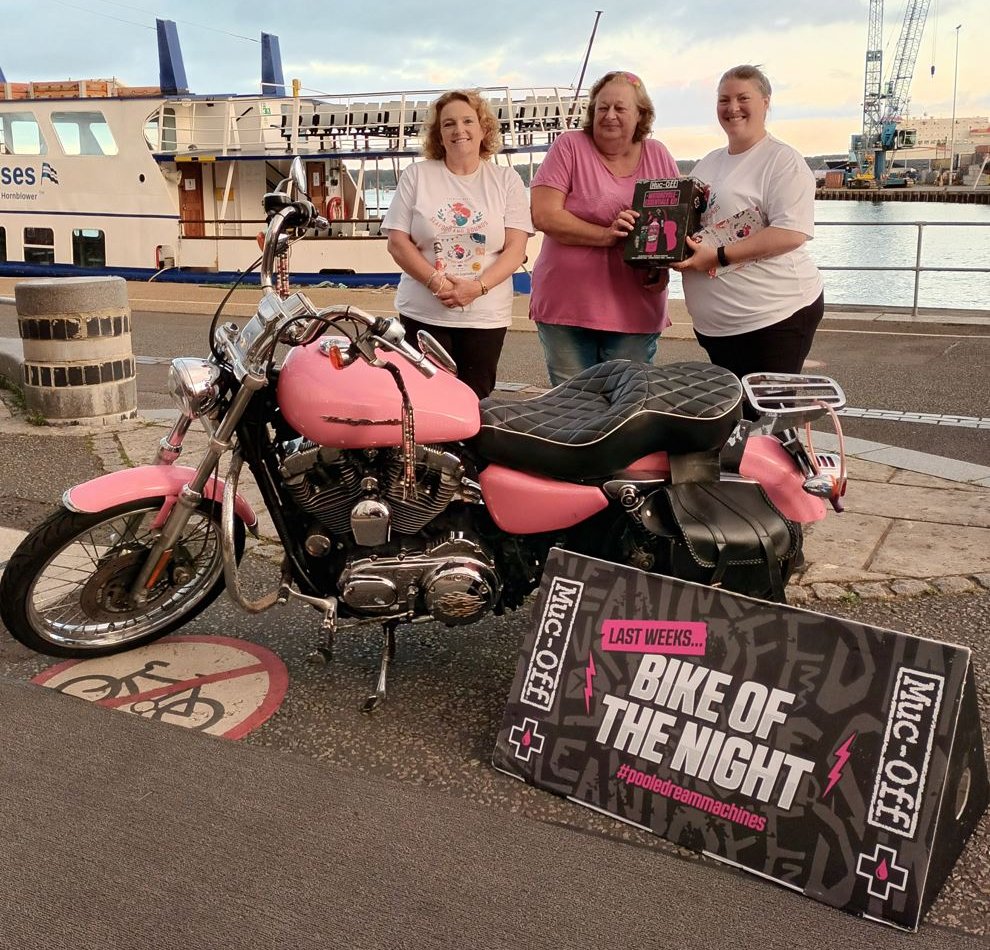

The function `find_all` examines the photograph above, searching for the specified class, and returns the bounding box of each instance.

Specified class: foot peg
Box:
[279,586,339,665]
[363,622,398,713]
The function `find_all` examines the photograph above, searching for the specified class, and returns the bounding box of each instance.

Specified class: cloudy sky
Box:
[2,0,986,158]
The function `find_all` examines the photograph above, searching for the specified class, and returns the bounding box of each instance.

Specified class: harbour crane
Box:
[850,0,931,186]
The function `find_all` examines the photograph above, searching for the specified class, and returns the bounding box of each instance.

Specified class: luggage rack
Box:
[742,373,846,428]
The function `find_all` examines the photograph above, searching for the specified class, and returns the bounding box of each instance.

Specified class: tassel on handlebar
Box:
[381,362,418,501]
[276,250,290,299]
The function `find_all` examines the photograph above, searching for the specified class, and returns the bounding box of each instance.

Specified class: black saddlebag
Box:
[640,480,802,603]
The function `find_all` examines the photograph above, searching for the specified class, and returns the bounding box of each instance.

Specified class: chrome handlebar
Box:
[225,159,438,382]
[313,306,438,378]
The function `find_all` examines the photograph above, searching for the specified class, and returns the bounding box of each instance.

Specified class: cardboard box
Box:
[623,177,707,267]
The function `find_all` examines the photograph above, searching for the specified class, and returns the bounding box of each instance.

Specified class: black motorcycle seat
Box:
[476,360,743,481]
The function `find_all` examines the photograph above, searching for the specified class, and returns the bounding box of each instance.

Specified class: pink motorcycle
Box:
[0,162,847,709]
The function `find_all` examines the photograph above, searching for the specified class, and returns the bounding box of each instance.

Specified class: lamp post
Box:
[947,24,962,187]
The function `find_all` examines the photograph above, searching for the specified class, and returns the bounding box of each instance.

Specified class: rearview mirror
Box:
[416,330,458,375]
[289,157,306,199]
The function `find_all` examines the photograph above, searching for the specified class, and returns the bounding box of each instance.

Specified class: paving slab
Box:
[870,521,990,578]
[841,480,990,529]
[856,447,990,484]
[798,513,894,585]
[841,456,898,484]
[891,469,990,492]
[0,527,25,566]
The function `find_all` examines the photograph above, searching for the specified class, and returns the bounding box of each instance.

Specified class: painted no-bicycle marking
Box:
[33,635,288,739]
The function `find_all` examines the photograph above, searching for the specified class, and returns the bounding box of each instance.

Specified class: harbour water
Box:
[365,189,990,312]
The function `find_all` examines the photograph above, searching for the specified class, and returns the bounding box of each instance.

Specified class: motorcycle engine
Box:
[280,439,462,537]
[279,439,499,624]
[338,537,501,625]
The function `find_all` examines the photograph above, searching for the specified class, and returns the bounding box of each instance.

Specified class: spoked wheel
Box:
[0,497,244,658]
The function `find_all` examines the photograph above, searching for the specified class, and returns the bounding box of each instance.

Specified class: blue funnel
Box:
[261,33,285,96]
[157,18,189,95]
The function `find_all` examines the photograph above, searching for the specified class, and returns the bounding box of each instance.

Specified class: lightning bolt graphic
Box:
[583,656,597,714]
[824,732,856,798]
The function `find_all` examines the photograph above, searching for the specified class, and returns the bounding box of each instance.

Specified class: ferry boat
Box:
[0,20,585,291]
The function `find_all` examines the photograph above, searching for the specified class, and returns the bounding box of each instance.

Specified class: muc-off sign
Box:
[493,549,988,931]
[520,577,583,711]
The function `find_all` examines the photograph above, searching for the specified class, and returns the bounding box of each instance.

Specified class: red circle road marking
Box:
[33,635,289,739]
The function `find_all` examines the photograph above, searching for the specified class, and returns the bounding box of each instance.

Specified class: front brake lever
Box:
[375,334,438,378]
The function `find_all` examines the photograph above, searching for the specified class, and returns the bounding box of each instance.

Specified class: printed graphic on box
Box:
[692,206,766,274]
[493,548,988,931]
[624,177,707,267]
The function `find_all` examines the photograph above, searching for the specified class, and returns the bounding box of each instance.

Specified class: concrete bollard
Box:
[15,276,137,425]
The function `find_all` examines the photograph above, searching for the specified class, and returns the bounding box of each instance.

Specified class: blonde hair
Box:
[422,90,502,161]
[719,64,772,99]
[582,70,655,143]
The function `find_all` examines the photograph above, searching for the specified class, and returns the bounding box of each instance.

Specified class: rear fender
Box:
[63,465,260,533]
[740,435,826,523]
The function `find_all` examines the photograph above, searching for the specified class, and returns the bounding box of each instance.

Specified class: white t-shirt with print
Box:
[682,134,823,336]
[383,159,533,329]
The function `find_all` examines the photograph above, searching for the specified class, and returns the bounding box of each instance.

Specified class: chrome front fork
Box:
[127,376,264,603]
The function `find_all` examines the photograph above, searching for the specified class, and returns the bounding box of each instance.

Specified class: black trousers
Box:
[694,291,825,380]
[399,316,507,399]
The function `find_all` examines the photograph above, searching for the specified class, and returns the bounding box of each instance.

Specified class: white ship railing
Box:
[146,87,589,159]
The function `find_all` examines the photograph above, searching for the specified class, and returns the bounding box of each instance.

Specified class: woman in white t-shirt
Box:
[673,65,824,381]
[383,90,533,397]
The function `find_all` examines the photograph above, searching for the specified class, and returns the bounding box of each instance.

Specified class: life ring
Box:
[326,196,347,220]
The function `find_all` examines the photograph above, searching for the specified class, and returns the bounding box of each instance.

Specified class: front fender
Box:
[63,465,259,532]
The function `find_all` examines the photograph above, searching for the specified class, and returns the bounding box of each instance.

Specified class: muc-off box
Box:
[624,177,707,267]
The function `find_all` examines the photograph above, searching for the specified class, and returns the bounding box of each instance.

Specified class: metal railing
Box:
[814,220,989,316]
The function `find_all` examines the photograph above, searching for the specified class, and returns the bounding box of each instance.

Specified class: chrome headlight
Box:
[168,358,222,419]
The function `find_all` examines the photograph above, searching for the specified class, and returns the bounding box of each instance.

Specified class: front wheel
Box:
[0,498,244,658]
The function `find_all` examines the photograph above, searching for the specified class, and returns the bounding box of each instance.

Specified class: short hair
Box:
[581,70,655,143]
[422,90,502,161]
[718,64,772,99]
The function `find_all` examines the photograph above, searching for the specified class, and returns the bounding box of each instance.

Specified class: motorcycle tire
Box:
[0,497,244,658]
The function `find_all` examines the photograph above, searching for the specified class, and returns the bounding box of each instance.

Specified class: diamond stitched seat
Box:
[476,361,742,480]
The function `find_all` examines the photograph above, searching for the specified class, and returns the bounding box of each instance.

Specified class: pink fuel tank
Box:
[277,337,480,449]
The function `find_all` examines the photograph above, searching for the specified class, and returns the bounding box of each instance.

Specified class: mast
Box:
[570,10,602,126]
[575,10,602,99]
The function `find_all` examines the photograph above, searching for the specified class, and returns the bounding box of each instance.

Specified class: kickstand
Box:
[363,620,398,713]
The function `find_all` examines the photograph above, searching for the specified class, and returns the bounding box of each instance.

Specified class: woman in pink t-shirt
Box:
[529,70,679,385]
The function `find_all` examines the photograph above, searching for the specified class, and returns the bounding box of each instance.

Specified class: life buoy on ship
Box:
[326,196,347,220]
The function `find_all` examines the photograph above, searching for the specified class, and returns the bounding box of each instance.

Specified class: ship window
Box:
[144,107,177,152]
[23,227,54,265]
[51,111,118,156]
[72,229,106,268]
[0,112,48,155]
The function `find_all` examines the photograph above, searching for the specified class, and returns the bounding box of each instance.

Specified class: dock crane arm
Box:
[853,0,931,185]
